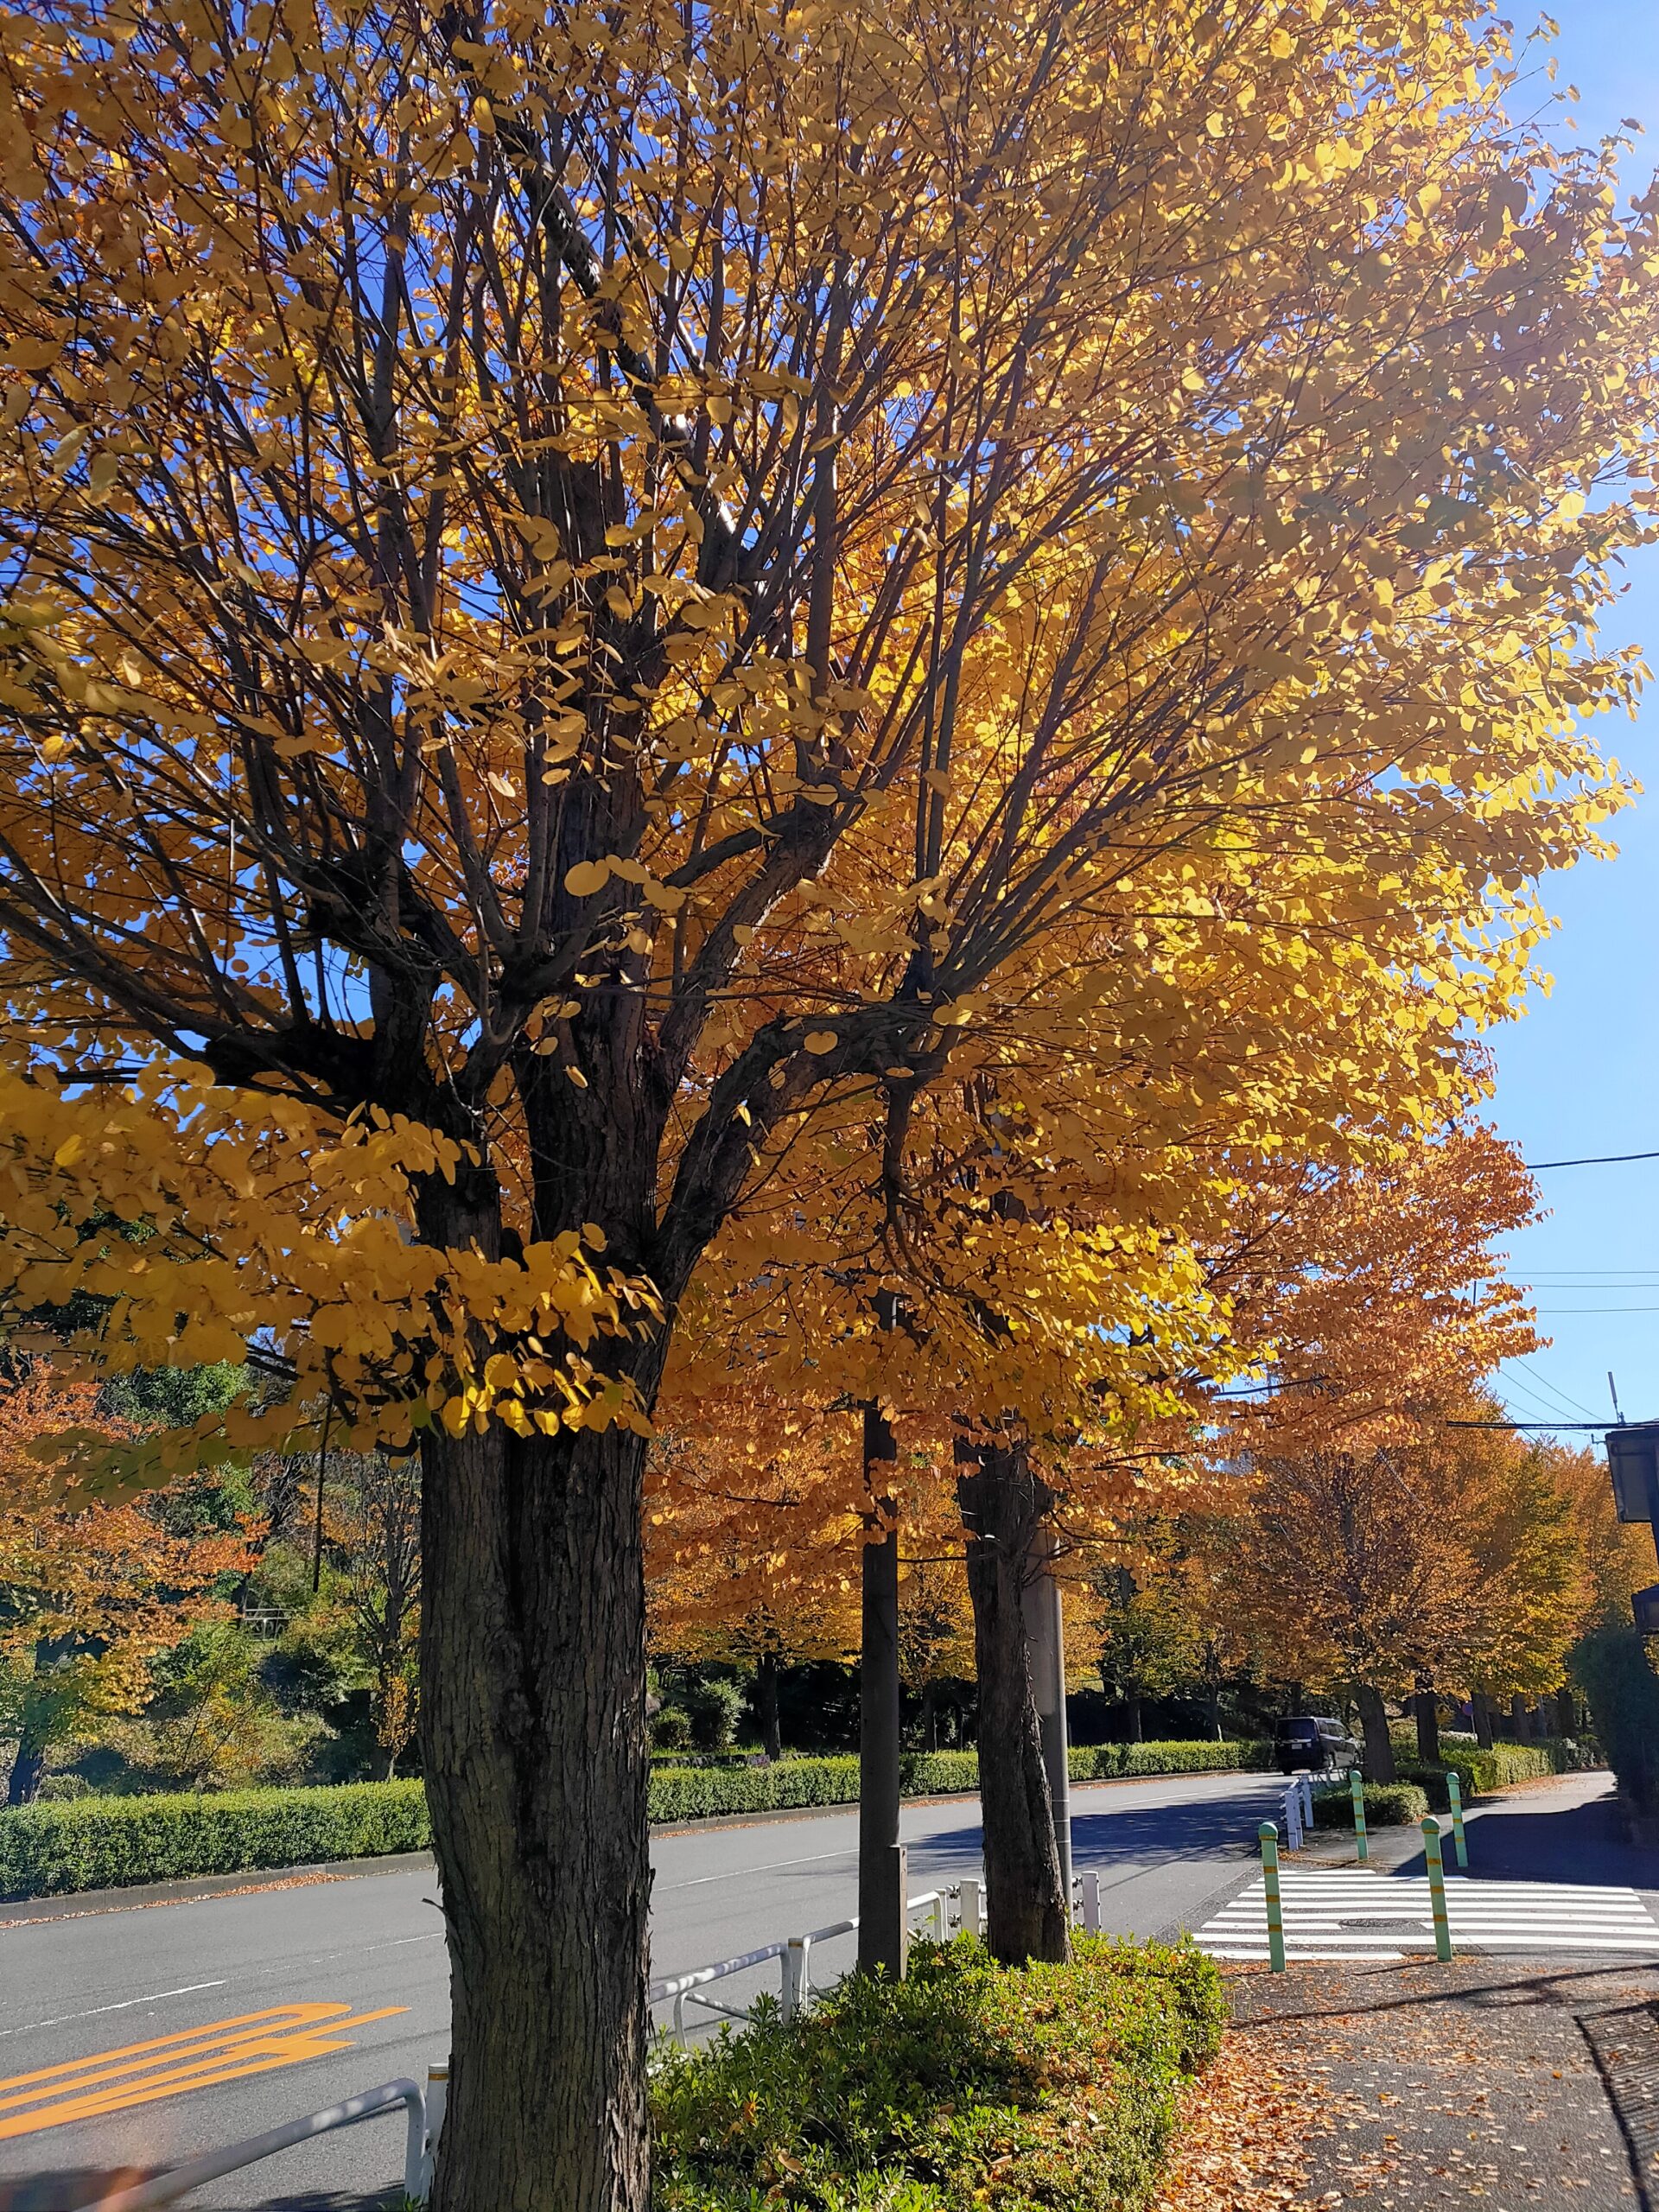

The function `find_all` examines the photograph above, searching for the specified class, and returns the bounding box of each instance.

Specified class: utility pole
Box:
[1022,1530,1072,1905]
[858,1294,906,1979]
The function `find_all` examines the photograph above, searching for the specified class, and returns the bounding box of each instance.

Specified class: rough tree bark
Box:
[1472,1691,1496,1749]
[753,1651,782,1762]
[417,1172,655,2212]
[1355,1684,1395,1782]
[4,1719,46,1807]
[1414,1684,1440,1764]
[957,1436,1068,1965]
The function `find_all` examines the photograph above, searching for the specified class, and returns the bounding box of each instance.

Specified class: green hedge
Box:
[1313,1781,1428,1829]
[1573,1627,1659,1817]
[1395,1741,1567,1808]
[0,1779,431,1901]
[653,1934,1225,2210]
[0,1739,1269,1900]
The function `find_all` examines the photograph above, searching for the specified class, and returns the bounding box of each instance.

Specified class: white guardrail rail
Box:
[84,1782,1322,2210]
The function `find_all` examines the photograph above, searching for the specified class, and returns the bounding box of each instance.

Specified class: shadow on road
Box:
[901,1785,1273,1890]
[0,2177,397,2212]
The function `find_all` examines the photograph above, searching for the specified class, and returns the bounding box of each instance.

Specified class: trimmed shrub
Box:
[1395,1741,1569,1808]
[1072,1739,1272,1780]
[1573,1627,1659,1816]
[1312,1781,1429,1830]
[652,1933,1225,2211]
[0,1779,429,1900]
[0,1740,1269,1897]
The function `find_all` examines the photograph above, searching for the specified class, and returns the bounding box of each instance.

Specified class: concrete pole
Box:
[858,1400,905,1977]
[1022,1531,1072,1910]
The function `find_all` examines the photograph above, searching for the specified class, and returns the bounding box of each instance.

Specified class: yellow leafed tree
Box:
[0,0,1656,2199]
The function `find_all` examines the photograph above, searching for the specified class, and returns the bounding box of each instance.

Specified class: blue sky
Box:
[1484,1,1659,1434]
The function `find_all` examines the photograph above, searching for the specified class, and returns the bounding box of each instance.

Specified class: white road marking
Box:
[1194,1872,1659,1961]
[654,1847,855,1892]
[0,1980,229,2040]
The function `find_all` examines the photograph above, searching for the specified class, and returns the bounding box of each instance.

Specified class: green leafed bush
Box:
[0,1778,430,1900]
[1071,1739,1272,1780]
[651,1934,1226,2212]
[1573,1627,1659,1817]
[1312,1781,1428,1829]
[0,1740,1270,1898]
[1395,1741,1568,1808]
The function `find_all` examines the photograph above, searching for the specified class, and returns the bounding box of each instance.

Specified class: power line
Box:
[1446,1418,1610,1431]
[1533,1306,1659,1314]
[1525,1148,1659,1169]
[1510,1357,1600,1422]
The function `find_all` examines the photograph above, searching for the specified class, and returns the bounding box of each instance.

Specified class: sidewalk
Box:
[1157,1775,1659,2209]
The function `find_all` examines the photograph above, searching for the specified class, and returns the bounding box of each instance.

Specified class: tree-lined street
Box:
[0,1770,1286,2211]
[4,1771,1658,2211]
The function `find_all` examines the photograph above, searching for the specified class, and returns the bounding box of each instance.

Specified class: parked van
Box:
[1274,1713,1363,1776]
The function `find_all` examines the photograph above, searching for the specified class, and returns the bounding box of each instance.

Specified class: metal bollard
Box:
[959,1877,982,1940]
[1351,1767,1368,1864]
[1081,1869,1101,1936]
[782,1939,804,2020]
[1446,1771,1468,1870]
[416,2063,448,2202]
[1259,1821,1287,1973]
[1422,1818,1454,1961]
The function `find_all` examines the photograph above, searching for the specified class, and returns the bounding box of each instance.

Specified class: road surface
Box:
[0,1767,1287,2209]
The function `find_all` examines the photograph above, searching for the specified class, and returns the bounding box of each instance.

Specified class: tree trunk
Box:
[1125,1686,1144,1744]
[858,1402,904,1977]
[1414,1685,1440,1764]
[958,1437,1068,1966]
[1510,1693,1530,1742]
[1472,1691,1495,1749]
[754,1651,782,1762]
[5,1719,47,1807]
[419,1154,654,2212]
[1557,1685,1577,1738]
[920,1679,938,1752]
[1356,1684,1395,1782]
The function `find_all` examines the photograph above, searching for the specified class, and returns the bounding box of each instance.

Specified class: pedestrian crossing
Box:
[1193,1872,1659,1962]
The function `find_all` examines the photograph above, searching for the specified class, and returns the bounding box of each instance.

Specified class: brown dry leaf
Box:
[1153,2009,1329,2210]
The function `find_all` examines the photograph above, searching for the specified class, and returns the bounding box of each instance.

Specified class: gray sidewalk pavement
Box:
[1206,1775,1659,2209]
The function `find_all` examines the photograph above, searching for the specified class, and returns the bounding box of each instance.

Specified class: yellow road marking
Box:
[0,2001,410,2139]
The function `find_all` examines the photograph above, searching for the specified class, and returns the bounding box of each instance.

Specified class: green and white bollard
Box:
[1259,1821,1287,1973]
[1422,1818,1454,1961]
[1446,1771,1468,1870]
[1351,1767,1368,1864]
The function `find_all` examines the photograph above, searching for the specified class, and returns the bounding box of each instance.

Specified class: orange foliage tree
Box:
[3,0,1657,2192]
[0,1365,246,1802]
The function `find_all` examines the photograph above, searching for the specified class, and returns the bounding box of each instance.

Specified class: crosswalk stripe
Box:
[1192,1872,1659,1961]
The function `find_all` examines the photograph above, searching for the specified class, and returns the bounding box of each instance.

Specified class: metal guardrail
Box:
[652,1885,953,2042]
[73,2075,433,2212]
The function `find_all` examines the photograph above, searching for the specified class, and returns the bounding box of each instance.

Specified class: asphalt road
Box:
[0,1767,1288,2210]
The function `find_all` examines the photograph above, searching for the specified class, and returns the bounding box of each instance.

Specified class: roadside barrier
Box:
[1422,1816,1455,1961]
[652,1884,951,2042]
[1258,1821,1287,1972]
[70,2075,432,2212]
[1446,1771,1469,1869]
[1278,1773,1315,1851]
[1351,1767,1369,1863]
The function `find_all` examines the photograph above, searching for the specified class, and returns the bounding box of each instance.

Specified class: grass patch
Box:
[652,1934,1225,2211]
